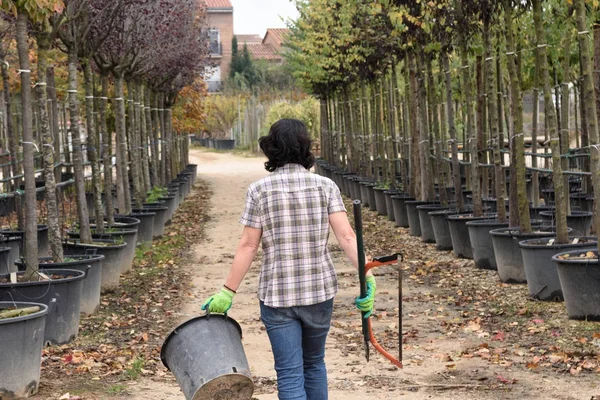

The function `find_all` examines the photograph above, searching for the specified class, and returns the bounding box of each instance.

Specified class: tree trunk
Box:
[428,59,447,205]
[67,49,92,243]
[533,0,568,243]
[575,0,600,250]
[98,74,114,226]
[503,0,532,232]
[416,52,434,201]
[140,83,151,193]
[113,73,132,215]
[150,91,160,187]
[36,33,63,262]
[457,0,482,216]
[127,80,143,208]
[407,54,421,198]
[159,93,170,184]
[47,67,61,185]
[82,60,104,234]
[486,24,507,223]
[16,11,39,274]
[441,47,464,210]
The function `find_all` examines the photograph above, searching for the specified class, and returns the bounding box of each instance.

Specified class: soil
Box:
[32,149,600,400]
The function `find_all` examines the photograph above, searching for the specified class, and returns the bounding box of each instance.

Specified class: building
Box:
[204,0,234,92]
[236,28,290,64]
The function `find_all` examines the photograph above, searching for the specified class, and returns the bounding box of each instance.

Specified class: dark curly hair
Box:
[259,119,315,172]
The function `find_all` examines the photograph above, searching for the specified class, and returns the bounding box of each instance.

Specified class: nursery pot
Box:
[490,227,559,283]
[161,314,254,400]
[158,195,177,224]
[373,188,388,216]
[519,237,597,301]
[134,205,169,238]
[129,211,155,244]
[570,193,594,213]
[0,301,48,399]
[391,195,415,228]
[429,209,463,250]
[67,229,137,273]
[0,236,22,273]
[406,201,436,237]
[539,210,594,236]
[447,214,491,259]
[366,183,377,212]
[0,224,49,258]
[0,246,14,275]
[417,204,450,243]
[0,269,86,345]
[41,255,104,315]
[530,204,555,221]
[359,181,372,208]
[89,215,141,232]
[62,240,127,292]
[467,219,510,270]
[552,249,600,320]
[383,190,400,222]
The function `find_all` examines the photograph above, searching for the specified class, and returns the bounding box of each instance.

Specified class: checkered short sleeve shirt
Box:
[240,163,346,307]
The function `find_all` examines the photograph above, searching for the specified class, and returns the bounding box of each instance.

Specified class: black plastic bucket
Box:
[373,188,388,216]
[406,201,435,237]
[0,301,48,398]
[552,249,600,320]
[34,255,105,315]
[391,195,414,228]
[417,204,449,243]
[520,237,597,301]
[129,211,155,244]
[134,205,169,238]
[447,214,491,259]
[62,240,126,292]
[467,219,510,270]
[161,315,254,400]
[67,229,137,273]
[0,269,86,345]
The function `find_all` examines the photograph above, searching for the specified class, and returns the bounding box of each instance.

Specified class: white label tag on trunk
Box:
[9,272,16,283]
[547,239,555,246]
[572,238,580,244]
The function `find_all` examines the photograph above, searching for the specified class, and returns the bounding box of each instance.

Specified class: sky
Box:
[230,0,299,36]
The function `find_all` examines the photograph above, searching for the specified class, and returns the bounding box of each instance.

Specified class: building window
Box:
[205,65,222,92]
[208,29,221,55]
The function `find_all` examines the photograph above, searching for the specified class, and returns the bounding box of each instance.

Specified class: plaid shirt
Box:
[240,163,346,307]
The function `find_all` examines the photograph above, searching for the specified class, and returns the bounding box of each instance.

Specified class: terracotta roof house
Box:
[203,0,234,92]
[237,28,291,64]
[263,28,290,52]
[235,34,263,45]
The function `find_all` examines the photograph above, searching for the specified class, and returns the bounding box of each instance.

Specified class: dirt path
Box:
[128,149,599,400]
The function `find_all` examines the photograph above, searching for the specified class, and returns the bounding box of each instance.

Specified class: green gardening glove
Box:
[355,275,376,318]
[201,287,235,314]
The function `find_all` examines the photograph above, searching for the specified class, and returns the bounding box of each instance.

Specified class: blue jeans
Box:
[260,298,334,400]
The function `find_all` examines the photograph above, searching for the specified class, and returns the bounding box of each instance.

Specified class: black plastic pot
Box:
[159,195,177,224]
[129,211,155,244]
[520,237,597,301]
[0,225,48,258]
[383,190,400,222]
[467,219,510,270]
[0,236,22,273]
[134,205,169,238]
[373,188,388,216]
[0,246,13,275]
[89,215,141,232]
[0,301,48,398]
[490,227,558,283]
[570,193,594,213]
[0,269,86,345]
[552,249,600,320]
[447,214,491,259]
[67,229,137,273]
[391,195,415,228]
[359,181,372,208]
[417,204,449,243]
[539,210,594,236]
[406,201,435,237]
[161,314,254,400]
[429,209,461,250]
[530,204,555,220]
[62,240,126,292]
[482,198,509,214]
[366,183,377,212]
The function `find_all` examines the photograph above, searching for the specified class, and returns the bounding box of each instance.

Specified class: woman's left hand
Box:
[355,275,376,318]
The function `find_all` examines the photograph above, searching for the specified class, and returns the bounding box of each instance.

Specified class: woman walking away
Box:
[202,118,376,400]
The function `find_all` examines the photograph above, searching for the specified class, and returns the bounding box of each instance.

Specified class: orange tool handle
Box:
[365,254,403,369]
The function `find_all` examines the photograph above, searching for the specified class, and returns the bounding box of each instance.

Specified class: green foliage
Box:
[201,95,244,138]
[125,358,144,380]
[265,98,320,139]
[229,39,261,89]
[146,186,168,203]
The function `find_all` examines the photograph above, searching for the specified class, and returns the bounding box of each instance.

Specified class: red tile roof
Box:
[236,34,263,44]
[204,0,233,9]
[263,28,290,45]
[241,43,282,61]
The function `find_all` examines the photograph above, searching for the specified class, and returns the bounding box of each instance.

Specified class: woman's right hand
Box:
[355,275,376,318]
[201,287,236,314]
